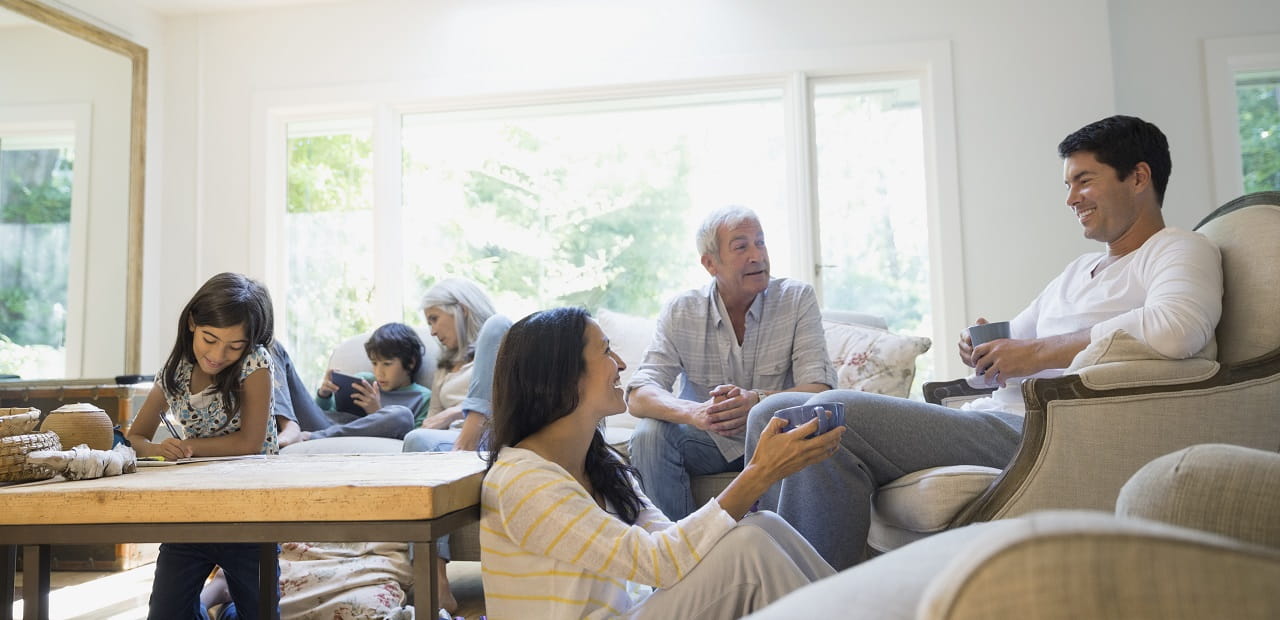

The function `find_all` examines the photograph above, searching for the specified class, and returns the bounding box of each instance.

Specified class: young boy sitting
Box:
[277,322,431,442]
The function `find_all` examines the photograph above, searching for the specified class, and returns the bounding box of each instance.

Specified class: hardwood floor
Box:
[11,563,156,619]
[446,561,487,619]
[11,561,486,619]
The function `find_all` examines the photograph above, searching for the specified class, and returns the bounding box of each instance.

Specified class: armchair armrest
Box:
[950,347,1280,527]
[1117,443,1280,549]
[1073,358,1219,391]
[923,377,994,407]
[922,511,1280,620]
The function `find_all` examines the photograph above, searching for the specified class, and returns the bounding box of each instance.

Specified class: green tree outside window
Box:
[1237,71,1280,193]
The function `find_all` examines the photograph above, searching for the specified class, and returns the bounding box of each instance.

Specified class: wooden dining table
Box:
[0,451,487,620]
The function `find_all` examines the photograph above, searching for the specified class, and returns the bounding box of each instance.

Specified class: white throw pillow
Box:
[824,321,932,398]
[596,309,658,431]
[1067,328,1166,372]
[596,308,657,388]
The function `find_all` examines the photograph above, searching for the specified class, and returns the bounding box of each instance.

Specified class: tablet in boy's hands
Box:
[329,371,366,415]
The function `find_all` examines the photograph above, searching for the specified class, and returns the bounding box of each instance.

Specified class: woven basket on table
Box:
[0,432,61,482]
[0,407,42,438]
[1,407,61,483]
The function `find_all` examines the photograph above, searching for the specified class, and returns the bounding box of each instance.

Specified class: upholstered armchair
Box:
[750,444,1280,620]
[868,191,1280,553]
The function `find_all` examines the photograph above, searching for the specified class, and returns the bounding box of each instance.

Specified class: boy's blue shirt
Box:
[315,371,431,423]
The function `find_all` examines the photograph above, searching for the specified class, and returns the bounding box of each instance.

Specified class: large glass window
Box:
[284,119,375,385]
[812,78,933,387]
[1236,70,1280,192]
[0,132,73,378]
[400,91,789,321]
[278,74,947,393]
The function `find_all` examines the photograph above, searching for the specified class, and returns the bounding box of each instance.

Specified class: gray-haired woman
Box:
[403,276,512,613]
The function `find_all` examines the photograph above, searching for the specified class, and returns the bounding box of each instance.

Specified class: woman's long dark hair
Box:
[488,307,646,524]
[162,272,274,424]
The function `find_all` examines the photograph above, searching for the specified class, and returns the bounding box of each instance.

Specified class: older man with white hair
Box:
[626,206,836,519]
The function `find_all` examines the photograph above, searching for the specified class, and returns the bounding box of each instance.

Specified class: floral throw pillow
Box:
[824,321,932,398]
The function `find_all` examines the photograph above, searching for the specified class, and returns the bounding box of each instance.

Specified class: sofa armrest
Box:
[749,511,1280,620]
[950,362,1280,526]
[920,511,1280,620]
[922,377,994,407]
[279,436,404,454]
[1117,443,1280,549]
[1073,358,1219,390]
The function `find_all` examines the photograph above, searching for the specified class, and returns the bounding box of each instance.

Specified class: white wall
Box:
[0,19,131,376]
[1109,0,1280,225]
[57,0,1278,378]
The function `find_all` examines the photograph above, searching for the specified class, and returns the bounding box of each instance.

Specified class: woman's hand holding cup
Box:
[749,415,845,484]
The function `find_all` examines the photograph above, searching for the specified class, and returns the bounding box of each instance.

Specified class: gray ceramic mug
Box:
[967,321,1011,347]
[773,402,846,437]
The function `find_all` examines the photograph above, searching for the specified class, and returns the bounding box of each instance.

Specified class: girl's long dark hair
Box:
[488,307,646,525]
[162,273,274,424]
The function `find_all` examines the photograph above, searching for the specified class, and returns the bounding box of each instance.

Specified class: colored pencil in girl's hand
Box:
[160,412,185,441]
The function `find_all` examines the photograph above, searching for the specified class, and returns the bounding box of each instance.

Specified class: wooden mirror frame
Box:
[0,0,147,373]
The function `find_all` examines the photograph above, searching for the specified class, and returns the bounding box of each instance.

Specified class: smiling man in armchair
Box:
[742,115,1224,570]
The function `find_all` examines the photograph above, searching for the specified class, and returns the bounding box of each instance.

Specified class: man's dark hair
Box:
[1057,115,1171,206]
[364,322,424,378]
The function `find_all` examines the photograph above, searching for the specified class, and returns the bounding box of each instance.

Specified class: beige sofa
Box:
[284,307,935,561]
[596,307,931,502]
[748,443,1280,619]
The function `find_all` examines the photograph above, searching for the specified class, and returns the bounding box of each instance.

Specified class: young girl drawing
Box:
[127,272,279,620]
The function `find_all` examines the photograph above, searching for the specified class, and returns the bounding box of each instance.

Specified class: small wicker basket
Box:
[0,407,42,438]
[0,430,62,483]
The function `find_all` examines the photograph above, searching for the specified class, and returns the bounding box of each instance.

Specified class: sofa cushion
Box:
[873,465,1001,533]
[1196,202,1280,365]
[824,321,932,398]
[596,309,659,431]
[596,309,656,388]
[327,326,439,387]
[599,308,915,432]
[280,436,405,454]
[692,471,739,505]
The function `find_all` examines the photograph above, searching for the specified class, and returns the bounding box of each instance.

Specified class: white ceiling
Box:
[101,0,343,16]
[0,1,330,29]
[0,7,36,27]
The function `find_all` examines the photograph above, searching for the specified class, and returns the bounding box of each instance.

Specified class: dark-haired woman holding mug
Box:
[480,307,843,619]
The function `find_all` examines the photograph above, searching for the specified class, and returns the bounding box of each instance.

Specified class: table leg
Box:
[258,543,279,620]
[412,541,440,616]
[2,545,15,620]
[21,546,49,620]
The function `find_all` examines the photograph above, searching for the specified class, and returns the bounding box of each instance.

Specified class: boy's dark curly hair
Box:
[364,322,425,378]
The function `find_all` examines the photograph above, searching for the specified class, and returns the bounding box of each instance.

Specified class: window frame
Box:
[0,103,92,376]
[256,40,967,380]
[1204,33,1280,206]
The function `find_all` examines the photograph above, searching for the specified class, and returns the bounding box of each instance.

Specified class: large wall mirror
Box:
[0,0,146,380]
